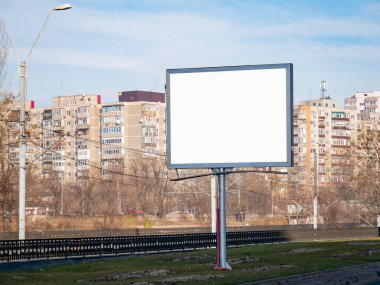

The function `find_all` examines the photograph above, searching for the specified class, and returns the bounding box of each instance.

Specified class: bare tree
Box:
[126,156,171,217]
[0,19,18,232]
[0,141,17,232]
[348,126,380,224]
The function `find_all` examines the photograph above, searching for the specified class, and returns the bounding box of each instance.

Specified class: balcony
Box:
[53,165,65,171]
[43,114,52,120]
[76,124,90,130]
[331,117,349,121]
[42,156,54,162]
[332,144,350,148]
[331,135,351,139]
[332,153,349,157]
[52,114,63,120]
[101,153,124,160]
[77,165,90,170]
[42,161,52,171]
[51,125,63,132]
[332,125,350,130]
[76,110,89,117]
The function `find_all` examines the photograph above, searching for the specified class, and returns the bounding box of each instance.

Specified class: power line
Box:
[2,118,166,159]
[33,124,166,159]
[28,140,166,181]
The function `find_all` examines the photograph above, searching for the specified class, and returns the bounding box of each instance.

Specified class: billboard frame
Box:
[166,63,293,169]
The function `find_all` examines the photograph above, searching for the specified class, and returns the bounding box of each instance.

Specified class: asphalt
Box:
[242,262,380,285]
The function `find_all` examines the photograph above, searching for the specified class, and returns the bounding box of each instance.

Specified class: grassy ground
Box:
[1,238,380,285]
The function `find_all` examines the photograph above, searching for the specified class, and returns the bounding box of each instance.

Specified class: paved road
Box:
[242,262,380,285]
[361,280,380,285]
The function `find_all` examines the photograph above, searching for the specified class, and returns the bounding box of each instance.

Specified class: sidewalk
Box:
[242,262,380,285]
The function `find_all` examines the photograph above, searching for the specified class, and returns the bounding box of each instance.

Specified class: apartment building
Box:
[100,91,166,176]
[345,91,380,128]
[292,96,357,190]
[23,91,166,181]
[32,94,102,182]
[118,90,166,156]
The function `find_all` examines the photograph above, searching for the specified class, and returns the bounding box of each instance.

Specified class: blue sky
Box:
[1,0,380,107]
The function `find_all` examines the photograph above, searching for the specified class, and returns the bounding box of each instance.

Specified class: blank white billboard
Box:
[166,63,293,169]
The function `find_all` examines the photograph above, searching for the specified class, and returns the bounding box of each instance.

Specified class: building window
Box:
[101,126,123,134]
[102,148,123,155]
[102,105,122,113]
[102,137,123,144]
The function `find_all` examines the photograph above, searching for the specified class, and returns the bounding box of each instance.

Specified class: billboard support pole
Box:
[216,168,231,270]
[211,175,217,233]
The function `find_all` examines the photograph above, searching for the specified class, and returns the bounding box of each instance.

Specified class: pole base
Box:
[215,262,232,270]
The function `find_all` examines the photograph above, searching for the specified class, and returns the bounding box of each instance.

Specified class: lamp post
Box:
[18,4,72,240]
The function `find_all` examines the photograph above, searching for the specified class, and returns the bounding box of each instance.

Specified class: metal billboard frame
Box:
[165,63,293,270]
[166,63,293,169]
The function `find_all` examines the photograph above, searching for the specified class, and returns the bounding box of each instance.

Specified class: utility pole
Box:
[18,61,27,240]
[313,150,318,230]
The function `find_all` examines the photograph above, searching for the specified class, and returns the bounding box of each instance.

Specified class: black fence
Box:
[0,228,377,262]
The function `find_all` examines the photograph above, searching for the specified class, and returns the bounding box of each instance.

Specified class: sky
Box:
[0,0,380,108]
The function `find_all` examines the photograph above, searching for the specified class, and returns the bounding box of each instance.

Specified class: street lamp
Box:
[18,4,72,240]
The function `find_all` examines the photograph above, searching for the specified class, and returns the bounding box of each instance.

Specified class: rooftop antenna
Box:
[320,81,329,99]
[309,83,312,100]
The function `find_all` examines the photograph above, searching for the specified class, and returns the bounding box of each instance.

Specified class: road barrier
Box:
[0,228,376,262]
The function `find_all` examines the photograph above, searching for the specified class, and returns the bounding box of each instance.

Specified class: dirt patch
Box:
[283,248,325,254]
[100,274,223,285]
[94,269,173,282]
[157,274,223,284]
[12,276,28,280]
[240,264,297,272]
[172,254,212,262]
[330,252,356,259]
[229,255,262,265]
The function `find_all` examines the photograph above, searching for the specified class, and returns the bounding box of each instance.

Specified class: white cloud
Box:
[30,48,154,73]
[363,2,380,15]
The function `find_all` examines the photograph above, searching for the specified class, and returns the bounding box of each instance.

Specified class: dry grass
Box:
[2,239,380,285]
[0,214,288,233]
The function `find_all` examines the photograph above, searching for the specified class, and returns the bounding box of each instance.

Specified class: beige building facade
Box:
[345,91,380,129]
[292,98,357,190]
[16,91,166,182]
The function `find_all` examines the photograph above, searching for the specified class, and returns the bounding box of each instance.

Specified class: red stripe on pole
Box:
[216,208,220,269]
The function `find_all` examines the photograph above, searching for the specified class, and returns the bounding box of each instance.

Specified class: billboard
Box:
[166,63,293,169]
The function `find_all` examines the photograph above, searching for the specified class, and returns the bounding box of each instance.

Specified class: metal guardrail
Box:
[0,230,286,262]
[0,228,377,262]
